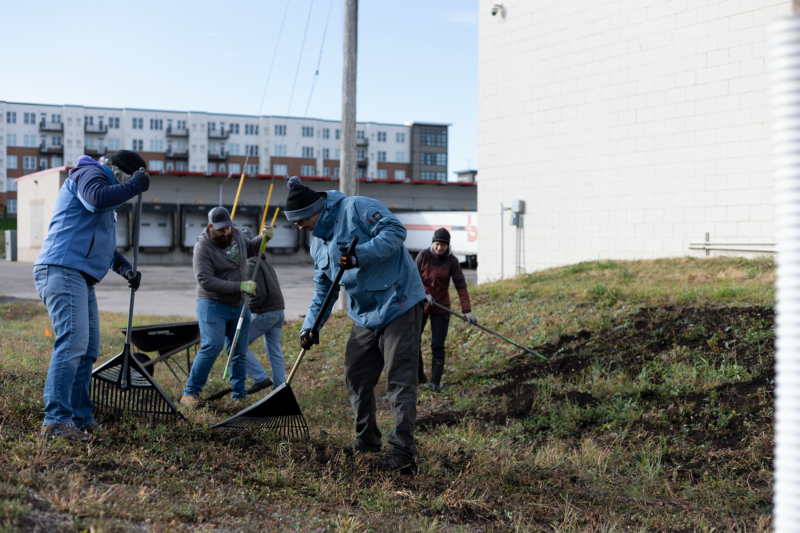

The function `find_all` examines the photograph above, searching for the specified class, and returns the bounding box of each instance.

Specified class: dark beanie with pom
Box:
[107,149,146,175]
[284,176,326,221]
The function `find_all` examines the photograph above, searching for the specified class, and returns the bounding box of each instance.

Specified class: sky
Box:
[2,0,479,180]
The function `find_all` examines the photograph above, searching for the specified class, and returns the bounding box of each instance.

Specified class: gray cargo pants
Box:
[344,302,423,459]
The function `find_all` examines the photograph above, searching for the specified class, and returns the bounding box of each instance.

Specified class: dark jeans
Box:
[344,302,423,458]
[418,312,451,377]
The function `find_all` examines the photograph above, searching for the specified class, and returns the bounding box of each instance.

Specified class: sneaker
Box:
[180,395,200,408]
[40,424,92,442]
[371,453,416,475]
[342,443,381,457]
[77,420,101,434]
[246,378,273,395]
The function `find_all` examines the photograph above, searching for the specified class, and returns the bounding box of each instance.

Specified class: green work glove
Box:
[261,226,275,241]
[240,281,257,295]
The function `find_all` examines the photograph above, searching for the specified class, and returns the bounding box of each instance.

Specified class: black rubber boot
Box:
[430,361,444,393]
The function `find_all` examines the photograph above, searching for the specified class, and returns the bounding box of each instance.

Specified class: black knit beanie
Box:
[432,227,451,244]
[284,176,326,221]
[108,150,146,174]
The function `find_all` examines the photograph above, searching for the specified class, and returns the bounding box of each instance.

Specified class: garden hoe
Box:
[90,177,183,422]
[428,298,564,372]
[208,236,359,438]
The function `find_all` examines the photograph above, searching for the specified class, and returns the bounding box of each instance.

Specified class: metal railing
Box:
[85,124,108,134]
[207,149,228,161]
[166,126,188,137]
[208,128,230,139]
[166,147,189,159]
[689,233,776,255]
[39,120,63,132]
[39,142,64,154]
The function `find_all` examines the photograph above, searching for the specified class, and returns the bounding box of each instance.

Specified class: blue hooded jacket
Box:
[302,191,426,333]
[35,156,142,282]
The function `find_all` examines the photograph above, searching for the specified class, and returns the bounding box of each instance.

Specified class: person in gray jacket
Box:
[181,207,273,406]
[240,226,286,393]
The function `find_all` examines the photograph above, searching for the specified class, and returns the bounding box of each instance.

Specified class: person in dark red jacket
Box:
[415,228,478,392]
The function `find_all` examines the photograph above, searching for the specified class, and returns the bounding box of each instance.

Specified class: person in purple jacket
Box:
[33,150,150,441]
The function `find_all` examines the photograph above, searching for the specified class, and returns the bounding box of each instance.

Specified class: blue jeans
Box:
[184,299,251,400]
[245,309,286,388]
[33,265,100,427]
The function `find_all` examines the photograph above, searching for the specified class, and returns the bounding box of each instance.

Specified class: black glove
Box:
[132,169,150,192]
[338,245,358,270]
[300,329,319,350]
[124,269,142,291]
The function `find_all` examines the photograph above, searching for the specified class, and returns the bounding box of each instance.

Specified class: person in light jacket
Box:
[33,150,150,441]
[285,176,426,474]
[415,228,478,392]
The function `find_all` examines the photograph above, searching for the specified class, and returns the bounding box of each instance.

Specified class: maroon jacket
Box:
[415,247,471,315]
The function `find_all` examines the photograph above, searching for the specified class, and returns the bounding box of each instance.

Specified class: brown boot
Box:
[40,424,92,442]
[180,395,200,408]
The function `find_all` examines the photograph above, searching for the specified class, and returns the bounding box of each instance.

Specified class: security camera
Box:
[491,3,503,16]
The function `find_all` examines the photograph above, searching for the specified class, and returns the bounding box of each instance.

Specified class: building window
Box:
[437,172,447,181]
[150,118,163,130]
[24,135,37,148]
[273,164,288,176]
[377,132,386,142]
[274,124,286,136]
[7,200,16,214]
[300,165,315,176]
[245,164,258,175]
[208,162,217,173]
[228,144,240,155]
[108,138,120,151]
[176,120,185,129]
[149,160,165,172]
[335,129,340,140]
[229,163,241,175]
[132,139,143,151]
[436,153,447,166]
[109,117,120,129]
[7,177,17,191]
[356,167,365,178]
[396,132,405,143]
[335,148,341,159]
[6,111,16,124]
[302,146,314,158]
[7,134,16,147]
[149,139,164,152]
[245,124,259,135]
[377,151,386,162]
[377,169,387,179]
[394,169,406,180]
[38,158,47,171]
[230,123,240,134]
[333,167,340,178]
[51,156,62,167]
[356,149,365,160]
[323,167,331,177]
[51,114,61,124]
[132,118,143,129]
[395,151,405,163]
[166,161,174,171]
[24,112,36,125]
[52,136,62,146]
[420,171,436,181]
[421,152,442,165]
[357,130,365,140]
[245,144,258,156]
[421,128,447,147]
[176,161,188,171]
[23,156,37,170]
[322,128,329,139]
[86,137,95,150]
[208,122,216,131]
[274,145,287,156]
[302,126,314,137]
[322,148,330,159]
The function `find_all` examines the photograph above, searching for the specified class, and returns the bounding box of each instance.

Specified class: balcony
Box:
[85,146,108,156]
[166,147,189,159]
[39,120,63,132]
[166,125,188,137]
[40,142,63,154]
[207,149,228,161]
[208,128,230,139]
[357,157,368,167]
[356,137,369,147]
[85,124,108,134]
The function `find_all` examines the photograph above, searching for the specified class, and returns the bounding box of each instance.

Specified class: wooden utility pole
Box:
[338,0,358,310]
[340,0,357,197]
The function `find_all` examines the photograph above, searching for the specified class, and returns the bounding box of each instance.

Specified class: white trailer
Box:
[394,211,478,267]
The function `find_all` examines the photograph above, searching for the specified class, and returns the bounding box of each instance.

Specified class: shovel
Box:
[428,298,563,372]
[208,236,359,436]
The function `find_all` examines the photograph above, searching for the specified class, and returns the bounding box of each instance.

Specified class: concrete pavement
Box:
[0,260,476,320]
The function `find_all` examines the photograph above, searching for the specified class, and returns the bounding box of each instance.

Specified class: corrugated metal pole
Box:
[338,0,357,310]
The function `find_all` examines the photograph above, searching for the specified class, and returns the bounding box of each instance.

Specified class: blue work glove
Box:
[338,245,358,270]
[300,329,319,350]
[132,169,150,192]
[124,269,142,291]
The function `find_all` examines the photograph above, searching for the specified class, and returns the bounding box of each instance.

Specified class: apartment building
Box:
[0,101,453,217]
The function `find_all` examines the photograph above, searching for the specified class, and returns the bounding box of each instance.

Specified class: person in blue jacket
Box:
[33,150,150,441]
[284,176,426,474]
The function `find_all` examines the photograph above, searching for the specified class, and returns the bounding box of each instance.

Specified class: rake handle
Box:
[286,236,359,385]
[121,185,144,389]
[429,299,549,363]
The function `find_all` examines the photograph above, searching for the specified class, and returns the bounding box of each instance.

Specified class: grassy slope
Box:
[0,256,775,532]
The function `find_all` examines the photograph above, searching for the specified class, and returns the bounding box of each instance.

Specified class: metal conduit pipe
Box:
[770,17,800,531]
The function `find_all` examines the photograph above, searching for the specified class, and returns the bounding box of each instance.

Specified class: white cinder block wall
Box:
[478,0,790,282]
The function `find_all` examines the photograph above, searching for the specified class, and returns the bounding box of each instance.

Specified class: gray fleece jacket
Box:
[193,226,263,306]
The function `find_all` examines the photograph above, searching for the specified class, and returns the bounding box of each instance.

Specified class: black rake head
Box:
[208,383,309,440]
